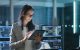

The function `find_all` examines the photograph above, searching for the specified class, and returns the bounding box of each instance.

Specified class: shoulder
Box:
[41,42,50,47]
[40,42,50,49]
[10,22,22,36]
[13,22,21,30]
[12,22,21,34]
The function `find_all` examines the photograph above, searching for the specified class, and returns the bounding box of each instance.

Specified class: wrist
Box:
[22,37,28,42]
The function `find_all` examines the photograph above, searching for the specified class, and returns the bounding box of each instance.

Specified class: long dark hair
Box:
[20,5,35,31]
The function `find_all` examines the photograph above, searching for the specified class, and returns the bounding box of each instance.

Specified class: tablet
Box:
[28,30,45,40]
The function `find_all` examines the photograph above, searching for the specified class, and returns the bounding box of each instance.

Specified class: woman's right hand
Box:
[22,33,29,42]
[22,34,28,41]
[22,31,32,42]
[22,31,33,43]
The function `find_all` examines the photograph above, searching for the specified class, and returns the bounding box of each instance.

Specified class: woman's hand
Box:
[22,31,33,42]
[22,34,28,41]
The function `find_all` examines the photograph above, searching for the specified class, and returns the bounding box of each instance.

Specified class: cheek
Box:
[25,17,31,21]
[28,17,32,21]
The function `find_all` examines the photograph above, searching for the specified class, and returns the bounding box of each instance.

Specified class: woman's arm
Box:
[9,28,28,49]
[10,28,35,49]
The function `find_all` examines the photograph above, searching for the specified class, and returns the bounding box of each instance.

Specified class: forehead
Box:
[27,10,34,15]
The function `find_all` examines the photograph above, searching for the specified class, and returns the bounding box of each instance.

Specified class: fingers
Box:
[27,31,32,35]
[26,31,33,38]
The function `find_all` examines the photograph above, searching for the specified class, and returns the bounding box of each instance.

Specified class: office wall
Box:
[64,3,79,50]
[0,6,11,26]
[64,0,73,3]
[77,1,80,47]
[0,6,53,26]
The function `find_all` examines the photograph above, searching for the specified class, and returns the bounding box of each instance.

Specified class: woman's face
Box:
[23,10,34,26]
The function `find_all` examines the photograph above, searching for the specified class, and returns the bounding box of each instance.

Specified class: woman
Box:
[10,5,36,50]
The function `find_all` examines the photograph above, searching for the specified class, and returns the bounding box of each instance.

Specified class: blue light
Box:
[73,0,76,34]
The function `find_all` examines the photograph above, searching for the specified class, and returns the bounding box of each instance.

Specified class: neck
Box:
[23,23,28,27]
[23,25,26,27]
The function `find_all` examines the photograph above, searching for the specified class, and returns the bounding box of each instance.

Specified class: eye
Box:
[30,15,33,17]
